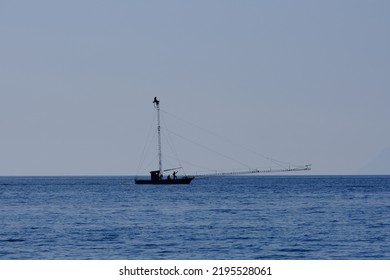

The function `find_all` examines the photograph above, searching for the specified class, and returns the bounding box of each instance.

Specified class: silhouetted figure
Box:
[173,171,177,180]
[153,97,159,105]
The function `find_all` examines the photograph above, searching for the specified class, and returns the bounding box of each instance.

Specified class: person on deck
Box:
[173,171,177,179]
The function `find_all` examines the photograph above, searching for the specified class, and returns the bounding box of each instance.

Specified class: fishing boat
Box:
[135,97,194,185]
[135,97,311,185]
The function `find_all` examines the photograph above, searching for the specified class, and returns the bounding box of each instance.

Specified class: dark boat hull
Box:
[134,177,194,185]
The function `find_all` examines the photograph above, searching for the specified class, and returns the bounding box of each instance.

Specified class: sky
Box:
[1,0,389,175]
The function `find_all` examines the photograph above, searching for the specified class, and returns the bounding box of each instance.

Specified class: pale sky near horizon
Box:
[1,0,389,175]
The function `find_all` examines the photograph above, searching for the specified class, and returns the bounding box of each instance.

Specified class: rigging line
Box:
[160,154,185,175]
[160,109,296,167]
[137,135,158,175]
[143,154,159,173]
[165,127,252,169]
[163,154,217,174]
[136,112,157,176]
[160,113,186,175]
[137,129,157,173]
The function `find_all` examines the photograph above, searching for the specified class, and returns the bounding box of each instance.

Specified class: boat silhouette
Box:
[134,97,310,185]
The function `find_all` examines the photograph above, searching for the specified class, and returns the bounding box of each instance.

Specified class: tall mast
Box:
[153,97,163,177]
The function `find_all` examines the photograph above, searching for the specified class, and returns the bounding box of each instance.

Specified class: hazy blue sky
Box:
[1,0,389,175]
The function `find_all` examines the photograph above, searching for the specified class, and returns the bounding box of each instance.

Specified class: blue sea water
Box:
[0,176,389,260]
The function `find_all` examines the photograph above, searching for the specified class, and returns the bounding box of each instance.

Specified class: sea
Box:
[0,175,389,260]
